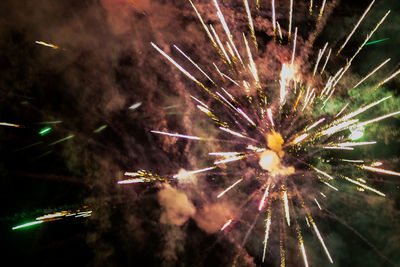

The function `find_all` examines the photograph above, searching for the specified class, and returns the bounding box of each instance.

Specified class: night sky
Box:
[1,0,400,266]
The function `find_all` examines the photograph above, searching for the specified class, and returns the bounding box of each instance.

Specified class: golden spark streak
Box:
[276,21,283,40]
[321,119,358,136]
[262,208,272,263]
[237,108,257,126]
[243,0,257,49]
[314,198,322,210]
[293,133,309,144]
[297,229,309,267]
[217,178,243,198]
[323,146,354,150]
[341,175,385,196]
[341,159,364,163]
[243,33,260,87]
[352,58,390,89]
[337,0,375,55]
[150,130,201,140]
[309,0,313,14]
[374,68,400,90]
[173,166,216,179]
[282,188,290,226]
[362,166,400,177]
[220,219,233,231]
[320,48,332,75]
[288,0,293,38]
[306,118,325,131]
[318,0,327,21]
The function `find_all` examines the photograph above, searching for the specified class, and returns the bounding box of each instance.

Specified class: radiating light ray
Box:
[0,122,22,127]
[321,119,359,136]
[271,0,276,33]
[318,0,327,22]
[243,33,260,88]
[293,133,309,145]
[288,0,293,38]
[258,181,271,211]
[151,130,201,140]
[282,187,290,226]
[297,228,309,267]
[340,175,385,196]
[335,103,349,118]
[237,108,256,126]
[340,96,391,122]
[290,28,297,69]
[313,43,328,76]
[352,58,390,89]
[320,48,331,75]
[341,159,364,163]
[337,0,375,55]
[209,152,241,156]
[337,141,376,147]
[309,0,313,14]
[320,192,327,198]
[35,41,60,49]
[94,125,107,133]
[267,108,275,127]
[276,21,283,40]
[173,166,216,179]
[213,0,243,64]
[129,102,142,110]
[217,178,243,198]
[209,25,232,64]
[49,135,74,146]
[262,208,272,263]
[309,218,333,263]
[189,0,218,49]
[243,0,257,49]
[364,37,390,46]
[220,218,233,231]
[12,220,43,230]
[323,146,354,150]
[374,68,400,90]
[358,110,400,127]
[314,198,322,210]
[361,166,400,177]
[323,181,338,191]
[174,45,216,84]
[39,126,52,136]
[306,118,325,131]
[219,126,246,138]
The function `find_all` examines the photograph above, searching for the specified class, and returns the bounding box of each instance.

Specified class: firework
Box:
[118,0,399,265]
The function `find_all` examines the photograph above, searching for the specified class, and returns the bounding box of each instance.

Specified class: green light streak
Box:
[94,125,107,133]
[39,126,52,136]
[129,102,142,110]
[364,38,389,46]
[12,220,43,230]
[49,135,74,146]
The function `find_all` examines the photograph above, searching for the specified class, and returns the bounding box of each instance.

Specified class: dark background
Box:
[0,0,399,266]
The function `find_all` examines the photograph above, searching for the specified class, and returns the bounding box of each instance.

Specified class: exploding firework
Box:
[117,0,400,265]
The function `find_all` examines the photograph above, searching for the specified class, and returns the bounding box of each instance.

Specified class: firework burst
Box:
[117,0,400,265]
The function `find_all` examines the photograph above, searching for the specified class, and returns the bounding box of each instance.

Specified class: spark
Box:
[352,58,391,89]
[173,166,216,179]
[320,48,331,75]
[129,102,142,110]
[334,103,349,118]
[258,181,271,211]
[306,118,325,131]
[267,108,275,127]
[12,220,43,230]
[35,41,60,49]
[48,135,74,146]
[361,166,400,177]
[364,37,390,46]
[312,166,334,180]
[219,126,246,138]
[318,0,327,22]
[39,126,52,136]
[221,219,233,231]
[337,141,376,147]
[243,0,257,49]
[374,68,400,90]
[262,208,272,263]
[271,0,276,33]
[293,133,309,145]
[93,125,107,133]
[214,155,245,165]
[358,110,400,127]
[337,0,375,55]
[150,130,201,140]
[288,0,293,38]
[323,182,339,191]
[282,187,290,226]
[340,175,385,196]
[310,218,333,263]
[217,178,243,198]
[314,198,322,210]
[0,122,22,127]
